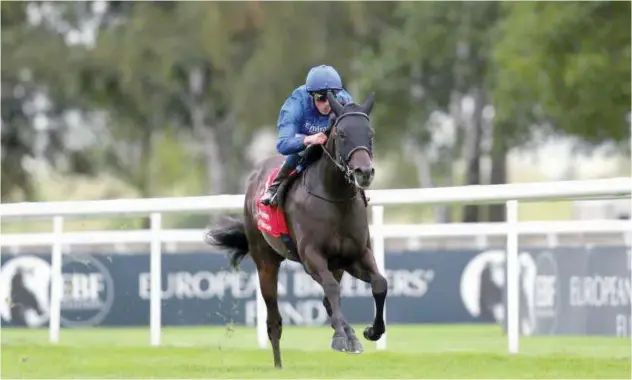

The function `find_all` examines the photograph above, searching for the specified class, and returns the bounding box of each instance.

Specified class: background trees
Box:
[2,1,629,225]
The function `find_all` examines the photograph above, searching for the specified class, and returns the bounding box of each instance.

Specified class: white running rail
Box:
[1,177,630,354]
[2,221,630,247]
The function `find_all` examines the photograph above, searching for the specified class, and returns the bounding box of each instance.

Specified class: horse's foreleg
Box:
[254,255,283,368]
[323,270,363,353]
[346,248,388,342]
[321,269,342,319]
[303,247,349,352]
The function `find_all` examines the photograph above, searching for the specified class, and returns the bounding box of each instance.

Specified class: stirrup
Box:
[267,193,280,206]
[260,188,278,206]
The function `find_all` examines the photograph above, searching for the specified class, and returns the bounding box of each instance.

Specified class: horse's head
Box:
[325,92,376,189]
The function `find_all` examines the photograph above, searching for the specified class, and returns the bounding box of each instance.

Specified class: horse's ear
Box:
[326,113,337,135]
[360,92,375,114]
[327,91,344,116]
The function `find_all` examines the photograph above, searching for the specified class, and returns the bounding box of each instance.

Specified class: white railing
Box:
[1,177,630,355]
[1,177,630,218]
[2,220,631,247]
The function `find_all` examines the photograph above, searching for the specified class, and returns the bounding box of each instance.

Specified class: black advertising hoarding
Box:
[2,246,628,336]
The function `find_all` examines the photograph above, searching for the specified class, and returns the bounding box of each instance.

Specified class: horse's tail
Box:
[204,216,250,269]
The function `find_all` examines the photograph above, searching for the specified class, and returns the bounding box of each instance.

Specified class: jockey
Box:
[260,64,354,206]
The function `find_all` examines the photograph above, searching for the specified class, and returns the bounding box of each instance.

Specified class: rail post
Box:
[150,212,162,346]
[49,216,64,343]
[506,200,519,354]
[372,205,387,350]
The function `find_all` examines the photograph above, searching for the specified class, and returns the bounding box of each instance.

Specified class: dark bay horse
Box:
[205,92,387,368]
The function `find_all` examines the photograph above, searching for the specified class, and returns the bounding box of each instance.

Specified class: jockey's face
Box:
[311,92,333,115]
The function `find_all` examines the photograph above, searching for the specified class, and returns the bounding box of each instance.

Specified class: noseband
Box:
[320,111,373,188]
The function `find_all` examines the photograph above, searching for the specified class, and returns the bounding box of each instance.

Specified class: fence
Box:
[1,177,630,354]
[2,220,631,248]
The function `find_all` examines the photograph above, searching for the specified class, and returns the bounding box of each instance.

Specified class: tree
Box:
[492,1,631,146]
[1,1,97,201]
[357,2,501,222]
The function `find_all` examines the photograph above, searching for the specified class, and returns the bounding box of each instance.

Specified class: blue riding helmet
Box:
[305,65,343,92]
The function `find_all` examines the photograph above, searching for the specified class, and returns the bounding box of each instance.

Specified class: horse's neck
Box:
[307,142,355,200]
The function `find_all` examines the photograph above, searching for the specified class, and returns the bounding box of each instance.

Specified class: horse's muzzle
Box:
[353,166,375,189]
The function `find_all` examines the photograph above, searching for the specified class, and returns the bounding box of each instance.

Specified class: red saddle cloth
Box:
[256,167,295,237]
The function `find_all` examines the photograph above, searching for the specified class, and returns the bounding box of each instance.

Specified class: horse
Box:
[205,92,387,369]
[10,267,45,326]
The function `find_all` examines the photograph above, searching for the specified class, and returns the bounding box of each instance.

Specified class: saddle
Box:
[256,150,369,262]
[256,166,301,261]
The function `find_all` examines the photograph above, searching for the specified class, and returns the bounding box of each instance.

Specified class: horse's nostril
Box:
[354,167,373,177]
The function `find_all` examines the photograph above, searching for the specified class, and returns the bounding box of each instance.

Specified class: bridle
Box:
[320,111,374,189]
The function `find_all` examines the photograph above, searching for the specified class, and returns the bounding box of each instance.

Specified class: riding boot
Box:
[260,159,295,206]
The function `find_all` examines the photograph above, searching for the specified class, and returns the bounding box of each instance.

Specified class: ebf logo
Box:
[59,255,115,327]
[0,254,114,328]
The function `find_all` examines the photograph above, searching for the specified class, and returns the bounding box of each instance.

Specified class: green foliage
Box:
[2,1,629,206]
[492,2,631,145]
[1,1,98,201]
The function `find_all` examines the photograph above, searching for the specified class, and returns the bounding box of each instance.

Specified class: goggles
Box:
[311,90,339,102]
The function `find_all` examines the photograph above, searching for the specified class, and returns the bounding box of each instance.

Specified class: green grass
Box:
[1,325,630,378]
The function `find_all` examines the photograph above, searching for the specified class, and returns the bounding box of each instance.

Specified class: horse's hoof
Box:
[347,337,364,354]
[363,326,384,341]
[331,336,348,353]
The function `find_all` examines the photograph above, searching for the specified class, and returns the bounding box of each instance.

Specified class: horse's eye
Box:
[338,131,346,138]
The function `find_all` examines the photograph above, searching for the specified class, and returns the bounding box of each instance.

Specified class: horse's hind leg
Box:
[252,247,284,368]
[346,248,388,342]
[302,247,349,353]
[323,270,363,354]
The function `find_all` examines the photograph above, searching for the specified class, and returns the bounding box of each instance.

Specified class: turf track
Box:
[1,325,630,378]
